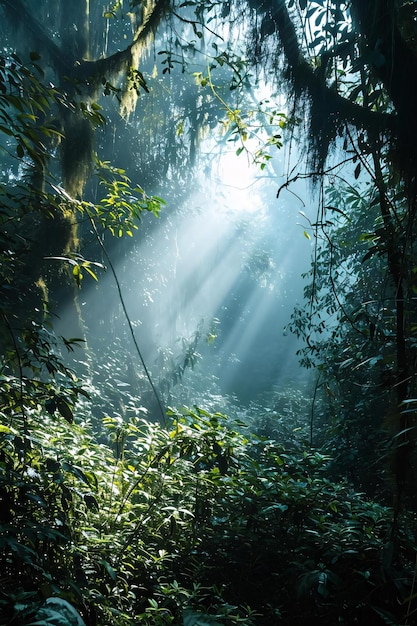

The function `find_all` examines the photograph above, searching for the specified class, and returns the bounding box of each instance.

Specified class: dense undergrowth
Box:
[1,393,417,625]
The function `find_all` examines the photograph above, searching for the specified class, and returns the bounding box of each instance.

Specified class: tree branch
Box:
[271,1,396,144]
[74,0,171,83]
[0,0,170,88]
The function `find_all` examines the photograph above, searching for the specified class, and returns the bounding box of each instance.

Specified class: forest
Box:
[2,1,417,624]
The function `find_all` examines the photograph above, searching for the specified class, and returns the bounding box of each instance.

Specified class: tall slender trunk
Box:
[372,153,410,517]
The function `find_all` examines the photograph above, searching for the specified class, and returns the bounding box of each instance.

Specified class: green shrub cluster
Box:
[1,401,416,625]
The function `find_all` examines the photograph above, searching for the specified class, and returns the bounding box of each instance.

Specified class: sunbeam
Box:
[55,136,313,408]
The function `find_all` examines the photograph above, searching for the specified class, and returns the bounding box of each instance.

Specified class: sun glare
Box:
[214,147,265,216]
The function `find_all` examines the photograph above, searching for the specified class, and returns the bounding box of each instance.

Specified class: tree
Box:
[0,1,252,194]
[0,0,170,194]
[288,177,408,499]
[239,0,417,516]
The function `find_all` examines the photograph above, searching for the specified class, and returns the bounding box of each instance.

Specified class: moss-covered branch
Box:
[74,0,171,86]
[270,1,396,169]
[0,0,171,92]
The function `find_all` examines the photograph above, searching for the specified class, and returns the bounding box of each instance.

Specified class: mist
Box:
[55,135,317,417]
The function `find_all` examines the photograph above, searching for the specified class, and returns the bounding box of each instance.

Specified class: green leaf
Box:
[100,558,117,580]
[57,399,74,423]
[0,424,14,434]
[83,265,98,281]
[84,494,99,511]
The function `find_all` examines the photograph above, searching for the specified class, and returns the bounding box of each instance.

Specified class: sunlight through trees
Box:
[2,2,417,624]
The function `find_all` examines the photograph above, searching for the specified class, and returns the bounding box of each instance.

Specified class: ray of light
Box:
[54,134,314,406]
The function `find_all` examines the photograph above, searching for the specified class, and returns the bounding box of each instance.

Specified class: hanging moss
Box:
[61,113,94,198]
[1,0,170,194]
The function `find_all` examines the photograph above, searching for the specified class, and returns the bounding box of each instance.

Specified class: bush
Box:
[1,403,416,625]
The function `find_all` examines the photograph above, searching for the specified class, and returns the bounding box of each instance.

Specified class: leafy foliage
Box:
[2,404,416,625]
[288,168,417,501]
[0,53,64,169]
[82,160,166,238]
[3,4,417,626]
